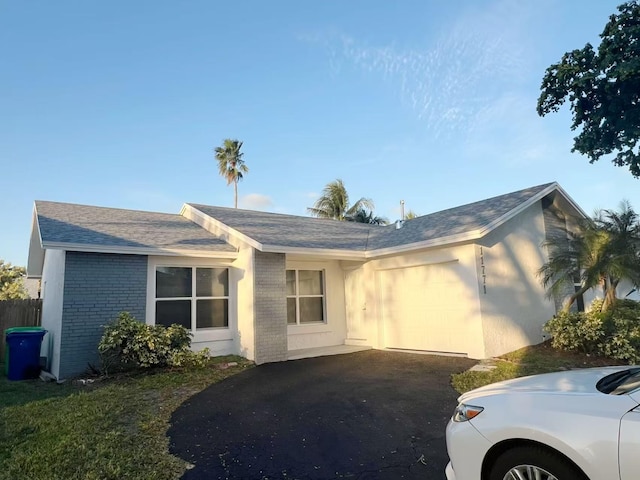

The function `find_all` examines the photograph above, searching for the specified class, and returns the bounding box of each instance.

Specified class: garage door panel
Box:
[379,263,470,354]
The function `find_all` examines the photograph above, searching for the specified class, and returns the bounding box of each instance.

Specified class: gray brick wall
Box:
[253,251,287,364]
[59,252,147,378]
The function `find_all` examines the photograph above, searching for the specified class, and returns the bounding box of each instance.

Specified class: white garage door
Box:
[378,262,470,354]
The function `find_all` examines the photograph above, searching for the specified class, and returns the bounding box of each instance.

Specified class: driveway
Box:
[168,350,476,479]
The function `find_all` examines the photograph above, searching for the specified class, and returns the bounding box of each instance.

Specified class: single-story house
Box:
[28,182,587,379]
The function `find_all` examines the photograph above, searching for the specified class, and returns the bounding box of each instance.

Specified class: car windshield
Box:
[597,368,640,395]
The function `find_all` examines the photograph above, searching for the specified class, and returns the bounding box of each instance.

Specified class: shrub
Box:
[544,299,640,363]
[98,312,210,374]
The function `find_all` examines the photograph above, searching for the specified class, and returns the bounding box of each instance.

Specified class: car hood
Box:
[459,366,632,403]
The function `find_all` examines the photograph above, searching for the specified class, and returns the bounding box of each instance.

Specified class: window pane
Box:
[196,268,228,297]
[287,298,297,324]
[196,299,229,328]
[286,270,296,295]
[298,270,323,295]
[299,297,323,323]
[156,300,191,329]
[156,267,192,298]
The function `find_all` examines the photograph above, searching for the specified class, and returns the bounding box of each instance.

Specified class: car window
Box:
[597,368,640,395]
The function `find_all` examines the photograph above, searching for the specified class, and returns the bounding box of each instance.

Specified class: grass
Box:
[0,356,253,480]
[452,341,625,394]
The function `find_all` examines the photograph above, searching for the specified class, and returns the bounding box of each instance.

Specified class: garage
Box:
[378,261,473,354]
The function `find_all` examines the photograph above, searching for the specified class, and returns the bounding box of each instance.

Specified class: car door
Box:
[619,406,640,479]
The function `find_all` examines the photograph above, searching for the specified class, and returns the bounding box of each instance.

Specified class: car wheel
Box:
[489,445,585,480]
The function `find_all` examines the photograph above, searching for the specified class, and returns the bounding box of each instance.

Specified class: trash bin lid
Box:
[5,326,44,334]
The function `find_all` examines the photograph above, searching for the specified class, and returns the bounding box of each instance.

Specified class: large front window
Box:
[155,266,229,330]
[286,269,325,324]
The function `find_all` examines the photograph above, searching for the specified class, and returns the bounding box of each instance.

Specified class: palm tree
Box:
[307,179,374,221]
[347,208,389,225]
[404,210,419,220]
[215,139,248,208]
[538,202,640,312]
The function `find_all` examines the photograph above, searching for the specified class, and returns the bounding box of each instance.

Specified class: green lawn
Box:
[0,357,252,480]
[452,341,624,394]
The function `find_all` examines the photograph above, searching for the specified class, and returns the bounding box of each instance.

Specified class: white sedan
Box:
[445,366,640,480]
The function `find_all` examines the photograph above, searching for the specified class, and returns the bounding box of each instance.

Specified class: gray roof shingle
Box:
[189,182,556,253]
[367,182,555,250]
[187,204,374,251]
[35,201,235,253]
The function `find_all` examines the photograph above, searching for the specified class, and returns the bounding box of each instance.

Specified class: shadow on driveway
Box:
[168,350,476,480]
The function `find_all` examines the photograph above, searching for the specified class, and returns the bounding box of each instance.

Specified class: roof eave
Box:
[40,241,238,259]
[366,231,482,258]
[261,244,367,260]
[182,204,263,250]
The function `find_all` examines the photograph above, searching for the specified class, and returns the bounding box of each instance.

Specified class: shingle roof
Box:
[188,182,557,253]
[35,201,235,253]
[367,182,556,250]
[187,204,375,250]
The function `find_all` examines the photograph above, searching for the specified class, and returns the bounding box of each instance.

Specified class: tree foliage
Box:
[538,201,640,312]
[347,208,389,225]
[537,1,640,177]
[0,259,28,300]
[404,210,419,220]
[307,179,376,222]
[214,139,249,208]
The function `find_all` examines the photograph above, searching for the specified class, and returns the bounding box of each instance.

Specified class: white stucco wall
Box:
[40,249,66,378]
[478,201,556,358]
[352,244,485,357]
[286,259,347,351]
[146,255,237,357]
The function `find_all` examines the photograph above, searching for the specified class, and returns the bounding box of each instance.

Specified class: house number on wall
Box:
[480,246,487,294]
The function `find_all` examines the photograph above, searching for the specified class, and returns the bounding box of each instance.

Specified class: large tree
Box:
[538,202,640,312]
[537,1,640,177]
[215,139,249,208]
[307,179,375,221]
[0,260,29,300]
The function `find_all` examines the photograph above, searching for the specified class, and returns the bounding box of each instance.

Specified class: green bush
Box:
[98,312,210,374]
[544,299,640,363]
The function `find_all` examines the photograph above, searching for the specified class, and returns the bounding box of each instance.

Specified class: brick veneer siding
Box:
[59,252,147,378]
[253,251,287,364]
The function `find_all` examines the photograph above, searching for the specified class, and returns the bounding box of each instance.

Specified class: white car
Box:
[445,366,640,480]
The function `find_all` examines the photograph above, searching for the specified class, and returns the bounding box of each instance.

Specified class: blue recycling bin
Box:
[5,329,47,381]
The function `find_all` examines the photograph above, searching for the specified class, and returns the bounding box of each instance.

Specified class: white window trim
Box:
[286,269,327,326]
[146,256,235,343]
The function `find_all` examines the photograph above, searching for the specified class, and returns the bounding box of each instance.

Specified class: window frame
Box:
[286,269,326,325]
[146,257,234,343]
[155,266,230,331]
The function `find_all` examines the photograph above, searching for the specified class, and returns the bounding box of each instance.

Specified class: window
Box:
[155,266,229,331]
[286,269,325,324]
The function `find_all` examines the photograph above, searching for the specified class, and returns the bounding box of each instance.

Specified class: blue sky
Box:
[2,0,638,266]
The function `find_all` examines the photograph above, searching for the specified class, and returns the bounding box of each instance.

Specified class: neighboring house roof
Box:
[185,181,583,258]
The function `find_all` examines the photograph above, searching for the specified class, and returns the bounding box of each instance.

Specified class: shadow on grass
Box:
[0,364,78,409]
[451,341,625,394]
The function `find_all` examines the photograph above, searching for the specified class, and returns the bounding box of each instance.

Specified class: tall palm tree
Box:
[215,139,248,208]
[307,179,374,221]
[538,202,640,312]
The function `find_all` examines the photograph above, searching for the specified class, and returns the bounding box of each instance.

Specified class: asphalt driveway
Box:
[168,350,476,480]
